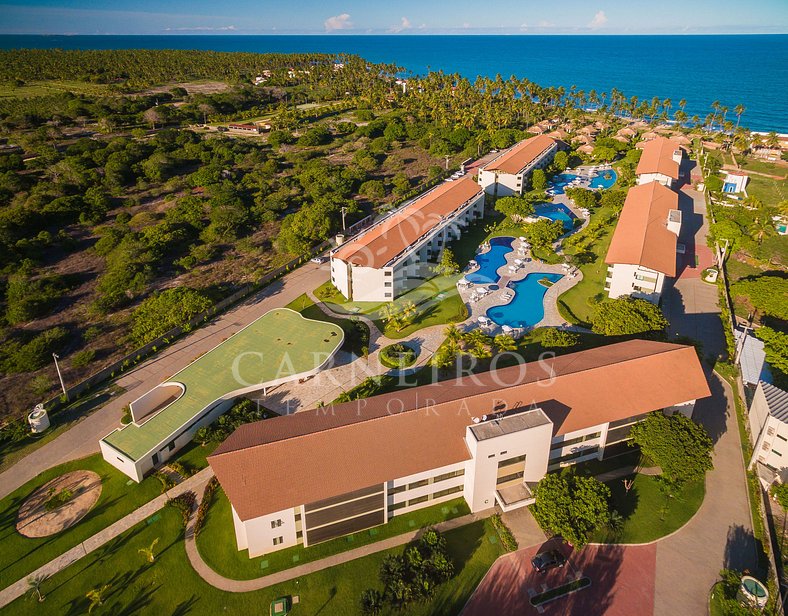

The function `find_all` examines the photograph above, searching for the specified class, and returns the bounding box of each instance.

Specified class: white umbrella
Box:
[502,325,513,333]
[519,236,527,241]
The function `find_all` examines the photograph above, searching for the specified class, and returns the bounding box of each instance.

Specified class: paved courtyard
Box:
[463,540,657,616]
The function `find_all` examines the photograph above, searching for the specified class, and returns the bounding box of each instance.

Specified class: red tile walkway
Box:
[463,542,656,616]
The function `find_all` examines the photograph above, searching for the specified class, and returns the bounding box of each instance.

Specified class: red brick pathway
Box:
[463,542,656,616]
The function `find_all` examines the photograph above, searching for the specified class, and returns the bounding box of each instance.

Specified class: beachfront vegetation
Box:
[193,397,273,445]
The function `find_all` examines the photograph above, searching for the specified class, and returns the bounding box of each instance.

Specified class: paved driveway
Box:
[463,541,656,616]
[0,263,330,498]
[653,371,758,616]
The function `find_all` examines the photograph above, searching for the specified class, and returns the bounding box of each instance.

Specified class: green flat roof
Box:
[102,308,343,461]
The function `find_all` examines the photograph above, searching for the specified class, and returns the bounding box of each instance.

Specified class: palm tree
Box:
[138,537,159,563]
[734,104,746,130]
[749,209,774,245]
[493,334,517,353]
[26,574,47,603]
[86,585,110,614]
[444,324,463,343]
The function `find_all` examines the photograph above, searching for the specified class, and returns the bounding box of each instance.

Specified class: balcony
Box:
[495,481,538,512]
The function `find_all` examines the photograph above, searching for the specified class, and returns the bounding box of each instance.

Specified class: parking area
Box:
[462,541,656,616]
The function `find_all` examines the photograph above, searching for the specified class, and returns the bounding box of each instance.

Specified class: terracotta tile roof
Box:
[636,136,682,180]
[209,340,709,521]
[331,176,482,269]
[481,135,557,175]
[605,181,679,276]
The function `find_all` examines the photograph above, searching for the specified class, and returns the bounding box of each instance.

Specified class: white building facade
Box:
[330,177,485,302]
[477,135,560,197]
[748,382,788,487]
[210,341,709,559]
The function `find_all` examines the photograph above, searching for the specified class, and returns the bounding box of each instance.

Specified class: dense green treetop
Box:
[591,297,669,335]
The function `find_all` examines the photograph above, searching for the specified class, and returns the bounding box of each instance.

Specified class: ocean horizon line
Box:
[2,32,787,37]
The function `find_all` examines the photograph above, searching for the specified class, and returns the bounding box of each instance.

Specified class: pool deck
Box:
[460,237,583,333]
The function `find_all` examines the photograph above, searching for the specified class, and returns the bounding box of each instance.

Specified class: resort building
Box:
[605,181,681,303]
[329,176,485,302]
[477,135,561,197]
[228,123,262,134]
[748,382,788,487]
[100,309,344,482]
[208,340,709,558]
[636,136,684,188]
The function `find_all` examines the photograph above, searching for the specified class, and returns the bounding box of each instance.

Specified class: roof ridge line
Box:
[210,342,685,458]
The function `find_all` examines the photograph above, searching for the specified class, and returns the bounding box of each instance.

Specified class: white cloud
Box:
[390,16,412,33]
[324,13,352,32]
[589,10,608,29]
[538,20,554,28]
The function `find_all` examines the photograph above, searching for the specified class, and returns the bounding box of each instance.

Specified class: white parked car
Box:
[310,256,328,264]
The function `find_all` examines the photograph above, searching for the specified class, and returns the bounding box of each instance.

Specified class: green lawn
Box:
[5,504,503,616]
[284,293,370,356]
[747,174,786,208]
[593,473,705,543]
[197,488,470,580]
[557,204,619,325]
[0,454,161,585]
[315,275,468,339]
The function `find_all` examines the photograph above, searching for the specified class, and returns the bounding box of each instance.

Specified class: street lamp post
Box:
[340,206,347,232]
[52,353,68,402]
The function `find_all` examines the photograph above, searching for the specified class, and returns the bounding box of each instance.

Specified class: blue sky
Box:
[1,0,787,35]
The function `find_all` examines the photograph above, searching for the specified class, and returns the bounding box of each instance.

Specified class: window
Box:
[271,519,283,529]
[408,479,429,490]
[294,512,301,522]
[384,293,392,298]
[384,282,392,287]
[498,453,526,467]
[272,536,284,546]
[433,485,462,499]
[384,271,393,276]
[551,432,602,450]
[390,484,406,495]
[409,495,429,506]
[433,469,464,483]
[390,501,407,511]
[296,530,303,539]
[496,471,524,485]
[774,450,783,457]
[778,434,787,442]
[550,445,599,465]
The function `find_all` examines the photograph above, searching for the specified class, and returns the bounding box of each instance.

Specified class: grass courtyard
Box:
[0,453,161,585]
[6,503,504,616]
[197,489,471,580]
[593,473,705,544]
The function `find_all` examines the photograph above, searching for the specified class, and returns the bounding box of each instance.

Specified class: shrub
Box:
[130,287,213,345]
[167,491,196,528]
[71,349,96,368]
[194,477,220,537]
[540,328,580,348]
[120,405,132,425]
[154,471,176,494]
[359,180,385,199]
[0,327,69,374]
[591,297,668,336]
[491,514,518,551]
[379,343,417,369]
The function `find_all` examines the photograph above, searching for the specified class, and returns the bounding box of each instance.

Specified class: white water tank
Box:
[28,404,50,434]
[335,233,346,246]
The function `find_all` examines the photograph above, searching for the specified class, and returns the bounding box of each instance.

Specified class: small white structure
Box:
[477,135,561,197]
[723,171,749,194]
[28,404,50,434]
[605,182,681,303]
[748,382,788,487]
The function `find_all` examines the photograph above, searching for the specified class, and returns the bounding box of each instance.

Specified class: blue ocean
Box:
[1,34,786,133]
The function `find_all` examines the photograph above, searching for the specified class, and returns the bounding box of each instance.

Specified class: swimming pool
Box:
[466,236,514,284]
[548,173,578,195]
[534,202,576,230]
[589,169,618,189]
[486,272,564,328]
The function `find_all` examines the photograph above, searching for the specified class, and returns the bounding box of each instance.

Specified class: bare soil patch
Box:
[16,470,102,538]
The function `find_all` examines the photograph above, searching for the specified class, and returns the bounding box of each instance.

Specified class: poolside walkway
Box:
[459,236,583,333]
